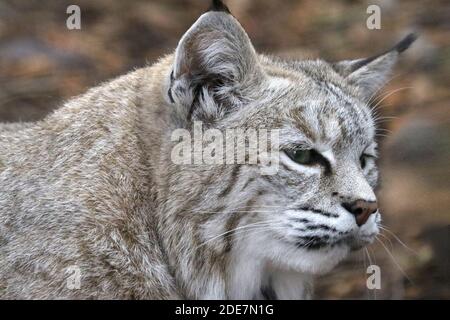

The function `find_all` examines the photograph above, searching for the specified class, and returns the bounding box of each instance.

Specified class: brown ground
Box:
[0,0,448,299]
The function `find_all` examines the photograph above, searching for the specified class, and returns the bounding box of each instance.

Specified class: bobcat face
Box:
[251,72,381,274]
[164,1,415,291]
[213,61,381,274]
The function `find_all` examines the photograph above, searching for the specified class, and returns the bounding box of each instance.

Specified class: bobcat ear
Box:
[333,33,417,101]
[168,2,262,120]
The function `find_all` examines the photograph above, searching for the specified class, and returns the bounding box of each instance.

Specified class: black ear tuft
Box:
[341,33,418,72]
[208,0,231,14]
[393,33,418,53]
[333,33,418,100]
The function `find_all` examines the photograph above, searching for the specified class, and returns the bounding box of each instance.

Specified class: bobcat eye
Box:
[360,154,374,169]
[284,148,331,173]
[285,149,314,165]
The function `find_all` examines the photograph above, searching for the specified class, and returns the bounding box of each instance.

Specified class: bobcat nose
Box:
[342,199,378,226]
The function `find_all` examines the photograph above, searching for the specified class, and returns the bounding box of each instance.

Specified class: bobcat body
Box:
[0,1,415,299]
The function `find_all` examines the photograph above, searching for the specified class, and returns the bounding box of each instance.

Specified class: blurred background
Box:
[0,0,448,299]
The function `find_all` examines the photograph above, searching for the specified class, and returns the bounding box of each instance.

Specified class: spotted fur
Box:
[0,1,414,299]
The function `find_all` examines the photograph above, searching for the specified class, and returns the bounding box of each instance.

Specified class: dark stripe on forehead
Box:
[296,64,348,98]
[347,102,373,144]
[337,113,350,145]
[289,109,315,141]
[280,58,374,147]
[334,99,373,147]
[295,62,363,112]
[299,67,371,141]
[318,115,327,141]
[323,82,345,100]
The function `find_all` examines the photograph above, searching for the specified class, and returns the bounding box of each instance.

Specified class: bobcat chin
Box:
[0,1,415,299]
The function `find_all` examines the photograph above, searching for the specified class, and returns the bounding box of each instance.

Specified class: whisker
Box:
[378,225,419,256]
[191,219,284,253]
[366,72,406,106]
[370,87,413,111]
[361,250,370,300]
[377,233,394,252]
[367,246,378,300]
[186,205,286,215]
[365,247,373,266]
[375,237,413,285]
[373,118,397,125]
[364,248,376,300]
[376,128,393,133]
[190,210,278,214]
[230,225,290,246]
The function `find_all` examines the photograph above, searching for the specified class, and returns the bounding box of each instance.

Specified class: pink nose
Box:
[342,199,378,226]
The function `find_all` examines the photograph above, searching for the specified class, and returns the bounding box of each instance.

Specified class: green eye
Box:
[360,155,367,169]
[286,149,313,165]
[284,148,332,174]
[360,154,374,169]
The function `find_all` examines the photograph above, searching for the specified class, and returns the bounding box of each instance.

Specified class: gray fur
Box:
[0,8,413,299]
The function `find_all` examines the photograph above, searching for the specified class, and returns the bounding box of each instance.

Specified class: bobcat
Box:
[0,0,415,299]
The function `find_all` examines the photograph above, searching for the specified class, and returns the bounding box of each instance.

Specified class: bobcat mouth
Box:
[286,208,379,251]
[295,233,352,250]
[294,232,377,251]
[348,232,378,250]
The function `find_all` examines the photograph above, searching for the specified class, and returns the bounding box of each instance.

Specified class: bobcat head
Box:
[161,0,415,298]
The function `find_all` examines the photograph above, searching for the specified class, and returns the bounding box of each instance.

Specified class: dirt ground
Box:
[0,0,448,299]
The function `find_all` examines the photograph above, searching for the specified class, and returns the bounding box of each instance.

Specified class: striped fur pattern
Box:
[0,2,414,299]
